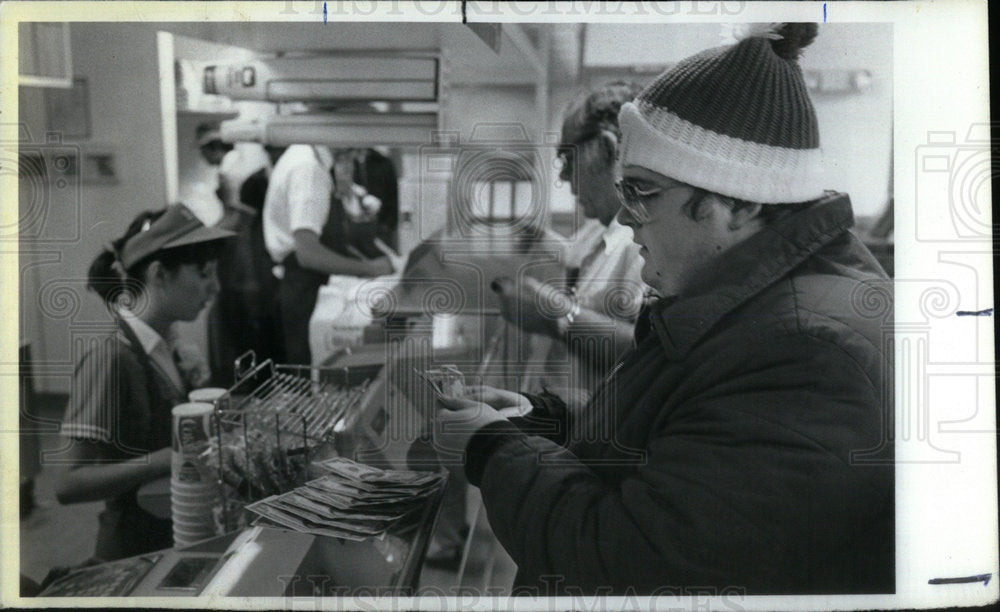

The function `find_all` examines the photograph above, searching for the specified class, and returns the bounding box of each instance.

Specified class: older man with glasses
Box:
[432,23,894,595]
[492,81,647,401]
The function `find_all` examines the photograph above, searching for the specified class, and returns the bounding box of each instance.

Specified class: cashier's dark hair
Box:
[87,209,223,308]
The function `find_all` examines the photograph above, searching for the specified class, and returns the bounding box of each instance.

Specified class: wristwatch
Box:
[557,294,581,338]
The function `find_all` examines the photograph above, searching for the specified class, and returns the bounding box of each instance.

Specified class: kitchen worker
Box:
[262,145,403,365]
[433,23,894,594]
[494,81,647,399]
[57,205,234,561]
[196,123,233,169]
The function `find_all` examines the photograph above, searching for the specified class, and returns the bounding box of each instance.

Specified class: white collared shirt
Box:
[541,218,647,394]
[573,219,642,298]
[262,144,335,263]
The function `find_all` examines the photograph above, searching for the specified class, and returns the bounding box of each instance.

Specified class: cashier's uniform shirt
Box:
[60,309,194,560]
[262,144,335,268]
[539,218,646,396]
[60,309,188,442]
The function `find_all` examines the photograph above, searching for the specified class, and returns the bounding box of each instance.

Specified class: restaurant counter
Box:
[39,477,447,598]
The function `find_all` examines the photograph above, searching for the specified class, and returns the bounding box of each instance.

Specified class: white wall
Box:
[800,23,893,218]
[581,23,893,218]
[20,23,167,394]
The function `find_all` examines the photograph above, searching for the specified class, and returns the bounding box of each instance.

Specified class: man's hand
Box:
[432,400,508,464]
[492,276,574,337]
[459,385,533,418]
[373,238,406,275]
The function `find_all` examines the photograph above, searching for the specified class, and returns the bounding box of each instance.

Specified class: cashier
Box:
[262,145,403,365]
[433,23,894,594]
[57,205,233,561]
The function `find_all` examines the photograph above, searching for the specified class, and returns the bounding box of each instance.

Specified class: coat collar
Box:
[650,192,855,360]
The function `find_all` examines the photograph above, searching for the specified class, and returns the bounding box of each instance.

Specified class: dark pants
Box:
[210,289,282,385]
[277,254,327,366]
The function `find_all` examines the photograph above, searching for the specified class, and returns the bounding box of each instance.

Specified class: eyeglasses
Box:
[615,179,702,224]
[557,132,610,181]
[556,140,592,181]
[615,180,666,223]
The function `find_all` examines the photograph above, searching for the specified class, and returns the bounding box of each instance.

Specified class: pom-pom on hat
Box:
[619,23,824,204]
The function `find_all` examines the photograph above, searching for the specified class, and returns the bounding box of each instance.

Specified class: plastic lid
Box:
[172,402,214,417]
[188,387,227,402]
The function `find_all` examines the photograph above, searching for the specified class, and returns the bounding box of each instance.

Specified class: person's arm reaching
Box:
[292,229,393,277]
[492,276,636,367]
[285,153,398,278]
[57,443,171,504]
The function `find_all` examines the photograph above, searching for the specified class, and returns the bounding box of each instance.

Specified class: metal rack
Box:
[208,352,383,531]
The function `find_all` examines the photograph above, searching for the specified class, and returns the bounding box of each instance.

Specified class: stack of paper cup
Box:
[171,402,219,547]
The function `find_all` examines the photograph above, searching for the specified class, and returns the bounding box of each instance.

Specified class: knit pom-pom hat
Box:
[619,23,823,203]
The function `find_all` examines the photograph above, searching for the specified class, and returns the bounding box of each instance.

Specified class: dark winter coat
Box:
[465,193,894,595]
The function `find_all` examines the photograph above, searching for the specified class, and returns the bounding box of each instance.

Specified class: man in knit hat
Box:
[432,23,893,594]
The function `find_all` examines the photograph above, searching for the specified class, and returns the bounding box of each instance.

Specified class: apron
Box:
[278,147,380,365]
[93,319,183,561]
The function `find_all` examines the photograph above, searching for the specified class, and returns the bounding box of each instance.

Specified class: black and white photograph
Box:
[1,1,995,610]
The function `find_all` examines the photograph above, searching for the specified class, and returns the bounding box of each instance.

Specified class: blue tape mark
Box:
[929,573,992,586]
[323,2,327,24]
[956,308,993,317]
[823,3,827,22]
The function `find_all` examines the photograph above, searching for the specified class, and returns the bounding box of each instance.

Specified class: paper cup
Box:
[171,500,217,513]
[171,459,214,484]
[171,492,216,504]
[173,529,214,546]
[170,481,217,493]
[172,402,213,445]
[188,387,227,404]
[173,520,215,533]
[172,512,216,527]
[173,522,214,534]
[171,493,217,507]
[171,403,214,485]
[170,488,217,502]
[171,498,216,509]
[172,514,215,527]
